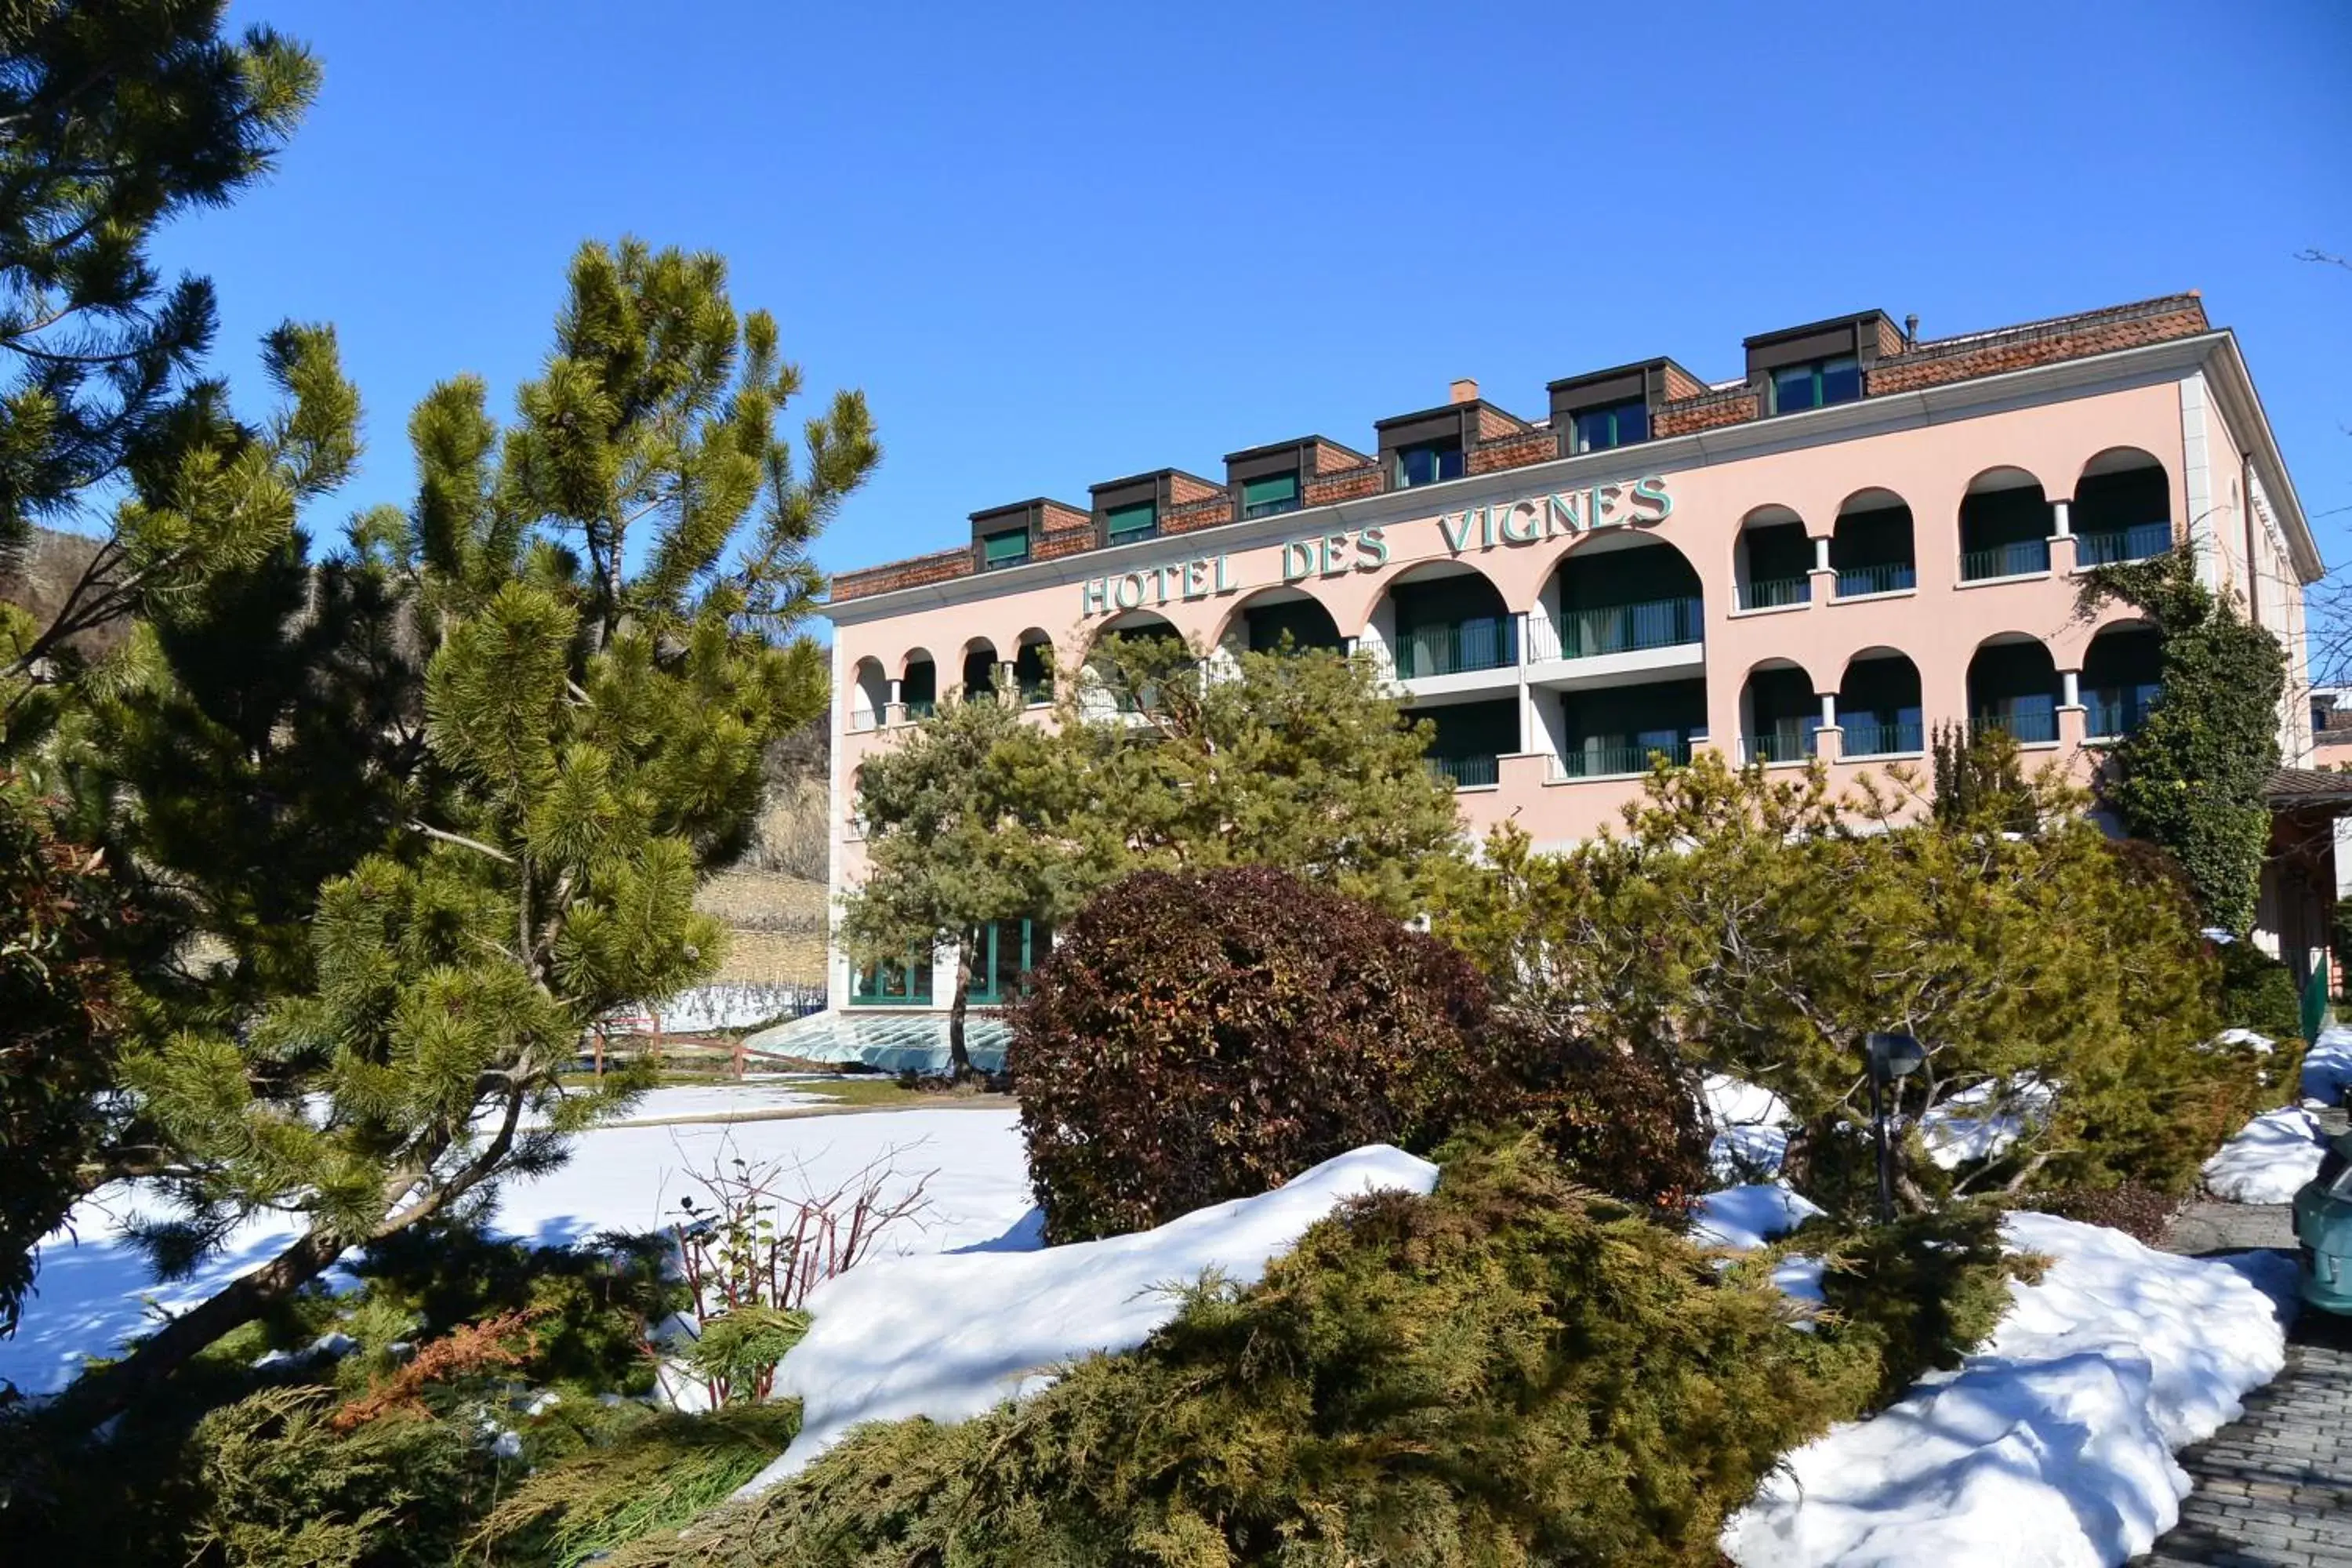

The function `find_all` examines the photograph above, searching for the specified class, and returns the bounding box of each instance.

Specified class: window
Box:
[1105,500,1157,543]
[1570,398,1649,454]
[1241,470,1301,519]
[850,950,933,1006]
[981,528,1029,568]
[1770,355,1862,414]
[965,918,1053,1004]
[1393,440,1465,488]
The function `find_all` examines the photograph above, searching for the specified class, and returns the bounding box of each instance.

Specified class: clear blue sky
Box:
[165,1,2352,603]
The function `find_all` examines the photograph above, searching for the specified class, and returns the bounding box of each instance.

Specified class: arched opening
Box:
[1831,488,1917,598]
[1734,504,1813,611]
[1377,562,1514,678]
[1229,588,1345,656]
[900,649,938,722]
[1967,635,2061,744]
[1959,468,2053,581]
[960,637,1000,700]
[1087,612,1188,713]
[1540,532,1704,661]
[2074,448,2173,566]
[2083,622,2162,739]
[1740,660,1822,764]
[1011,629,1054,706]
[1838,649,1924,757]
[849,657,888,733]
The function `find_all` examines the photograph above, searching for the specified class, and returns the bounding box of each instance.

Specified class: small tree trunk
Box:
[53,1225,348,1432]
[948,937,975,1082]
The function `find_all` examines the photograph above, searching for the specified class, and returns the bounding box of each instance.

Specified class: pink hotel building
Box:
[810,294,2324,1032]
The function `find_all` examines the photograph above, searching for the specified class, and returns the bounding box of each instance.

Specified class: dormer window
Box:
[1105,500,1157,543]
[1241,470,1300,519]
[1769,354,1862,414]
[981,528,1029,569]
[1393,438,1465,489]
[1570,398,1649,454]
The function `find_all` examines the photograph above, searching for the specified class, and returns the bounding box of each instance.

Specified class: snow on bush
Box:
[1705,1073,1792,1179]
[1691,1182,1822,1251]
[739,1145,1440,1494]
[1720,1210,2292,1568]
[1919,1076,2055,1170]
[2201,1105,2326,1203]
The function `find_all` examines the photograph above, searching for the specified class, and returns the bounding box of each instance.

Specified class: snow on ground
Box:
[0,1106,1033,1399]
[2201,1105,2327,1204]
[1719,1210,2295,1568]
[2305,1025,2352,1106]
[521,1079,830,1129]
[2209,1027,2274,1055]
[740,1145,1439,1493]
[1691,1182,1823,1251]
[1705,1073,1793,1179]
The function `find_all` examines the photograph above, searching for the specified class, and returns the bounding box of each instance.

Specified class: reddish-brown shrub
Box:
[1486,1017,1711,1214]
[1009,867,1499,1242]
[1007,866,1709,1241]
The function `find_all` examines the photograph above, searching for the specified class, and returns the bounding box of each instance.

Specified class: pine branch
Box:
[407,819,514,863]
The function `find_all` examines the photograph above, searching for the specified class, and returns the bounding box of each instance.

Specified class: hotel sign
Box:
[1079,474,1673,617]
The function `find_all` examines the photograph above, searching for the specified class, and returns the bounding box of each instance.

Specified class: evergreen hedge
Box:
[604,1137,2022,1568]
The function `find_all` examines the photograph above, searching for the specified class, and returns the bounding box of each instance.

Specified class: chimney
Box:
[1448,377,1479,405]
[1904,313,1920,347]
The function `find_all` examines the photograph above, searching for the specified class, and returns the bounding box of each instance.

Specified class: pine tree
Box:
[1,2,321,735]
[839,641,1468,1077]
[60,239,877,1423]
[837,690,1077,1078]
[2076,548,2286,934]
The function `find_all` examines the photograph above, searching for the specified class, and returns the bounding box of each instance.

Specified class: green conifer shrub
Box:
[601,1136,2020,1568]
[2076,549,2286,935]
[1431,751,2257,1214]
[2215,938,2302,1041]
[470,1403,801,1568]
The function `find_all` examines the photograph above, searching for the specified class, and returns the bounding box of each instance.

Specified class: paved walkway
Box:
[2139,1108,2351,1567]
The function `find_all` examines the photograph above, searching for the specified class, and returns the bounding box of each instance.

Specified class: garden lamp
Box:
[1865,1031,1926,1224]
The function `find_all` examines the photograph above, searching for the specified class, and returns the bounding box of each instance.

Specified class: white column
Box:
[1813,535,1832,571]
[2051,499,2072,539]
[887,677,903,725]
[1820,691,1838,729]
[2060,670,2082,709]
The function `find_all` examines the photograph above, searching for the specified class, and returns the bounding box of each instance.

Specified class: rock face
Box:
[0,525,119,658]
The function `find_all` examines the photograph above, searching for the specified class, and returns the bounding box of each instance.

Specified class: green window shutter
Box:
[982,528,1029,567]
[1242,472,1299,514]
[1105,501,1156,539]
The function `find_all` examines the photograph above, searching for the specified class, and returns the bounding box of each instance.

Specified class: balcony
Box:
[1739,575,1812,612]
[1974,703,2058,745]
[1531,596,1704,661]
[1834,561,1917,598]
[2073,521,2172,568]
[1742,728,1816,765]
[1961,539,2051,582]
[901,699,936,722]
[1394,615,1517,678]
[1426,753,1500,788]
[1552,738,1694,779]
[1841,719,1925,757]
